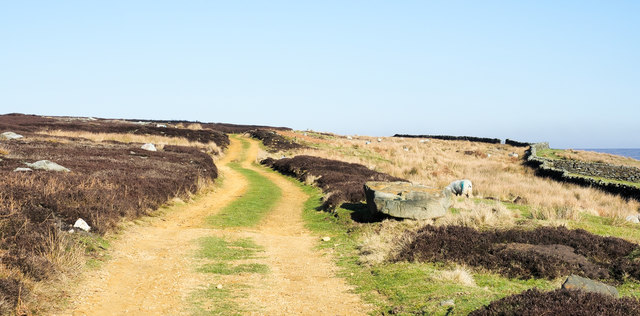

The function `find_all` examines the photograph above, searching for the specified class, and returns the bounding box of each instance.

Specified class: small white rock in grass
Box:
[419,139,429,143]
[1,132,24,140]
[347,136,353,140]
[626,215,640,224]
[321,237,331,242]
[25,160,70,172]
[73,218,91,232]
[365,141,371,145]
[440,299,455,307]
[141,143,157,152]
[14,167,32,172]
[508,152,519,158]
[216,284,223,289]
[377,138,382,142]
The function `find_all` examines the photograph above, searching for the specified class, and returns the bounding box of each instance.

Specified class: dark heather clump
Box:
[395,225,640,281]
[0,277,28,315]
[0,138,217,283]
[247,129,304,152]
[469,288,640,316]
[0,113,229,148]
[262,155,406,209]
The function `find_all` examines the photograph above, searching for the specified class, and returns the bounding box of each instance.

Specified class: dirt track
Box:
[61,136,367,315]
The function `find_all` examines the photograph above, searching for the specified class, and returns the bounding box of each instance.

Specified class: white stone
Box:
[440,299,455,307]
[25,160,70,172]
[509,152,519,158]
[141,143,157,152]
[626,215,640,224]
[419,139,429,143]
[346,136,353,140]
[216,284,223,289]
[156,124,167,128]
[73,218,91,232]
[377,138,382,142]
[1,132,24,140]
[365,141,371,145]
[68,229,75,234]
[13,167,32,172]
[321,237,331,242]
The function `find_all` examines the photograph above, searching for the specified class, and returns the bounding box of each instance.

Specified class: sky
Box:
[1,1,638,148]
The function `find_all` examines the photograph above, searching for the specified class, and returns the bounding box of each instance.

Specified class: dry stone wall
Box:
[526,143,640,201]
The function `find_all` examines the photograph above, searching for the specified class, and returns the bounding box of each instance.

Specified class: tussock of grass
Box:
[189,283,247,316]
[207,163,281,227]
[197,237,263,261]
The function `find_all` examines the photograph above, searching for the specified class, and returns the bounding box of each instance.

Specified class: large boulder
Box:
[364,181,452,220]
[562,274,619,297]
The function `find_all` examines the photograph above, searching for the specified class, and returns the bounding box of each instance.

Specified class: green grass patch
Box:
[198,262,269,275]
[567,173,640,188]
[207,164,281,228]
[197,237,264,261]
[192,236,267,314]
[536,148,565,160]
[567,213,640,244]
[189,283,248,316]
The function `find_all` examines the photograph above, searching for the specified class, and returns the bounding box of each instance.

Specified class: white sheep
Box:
[445,179,473,198]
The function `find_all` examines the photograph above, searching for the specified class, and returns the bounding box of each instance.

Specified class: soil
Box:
[58,137,367,315]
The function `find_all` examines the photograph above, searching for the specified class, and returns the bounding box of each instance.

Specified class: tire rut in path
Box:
[59,140,247,316]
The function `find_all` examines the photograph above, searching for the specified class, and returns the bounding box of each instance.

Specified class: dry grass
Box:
[358,219,427,265]
[436,265,477,287]
[287,132,640,220]
[37,130,222,155]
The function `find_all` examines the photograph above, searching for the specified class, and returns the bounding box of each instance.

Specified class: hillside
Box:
[1,114,640,315]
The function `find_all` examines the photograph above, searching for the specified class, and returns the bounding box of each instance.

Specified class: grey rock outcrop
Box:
[1,132,24,140]
[141,143,157,152]
[25,160,70,172]
[562,274,619,297]
[364,181,451,220]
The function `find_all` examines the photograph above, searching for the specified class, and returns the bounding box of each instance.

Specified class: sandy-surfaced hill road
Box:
[60,137,367,315]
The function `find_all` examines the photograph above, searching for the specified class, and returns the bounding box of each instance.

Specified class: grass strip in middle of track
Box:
[207,162,282,228]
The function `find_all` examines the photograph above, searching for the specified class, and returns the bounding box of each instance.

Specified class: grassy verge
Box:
[536,148,565,160]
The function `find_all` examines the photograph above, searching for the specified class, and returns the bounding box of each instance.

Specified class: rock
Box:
[365,141,371,145]
[562,274,618,297]
[73,218,91,232]
[13,167,32,172]
[626,215,640,224]
[377,138,382,142]
[440,299,455,307]
[141,143,157,152]
[419,139,429,143]
[321,237,331,242]
[509,152,519,158]
[68,229,75,234]
[347,136,353,140]
[25,160,70,172]
[216,284,223,289]
[156,124,167,128]
[364,181,452,220]
[1,132,24,140]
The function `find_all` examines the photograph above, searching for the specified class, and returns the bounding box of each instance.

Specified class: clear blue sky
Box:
[1,1,638,148]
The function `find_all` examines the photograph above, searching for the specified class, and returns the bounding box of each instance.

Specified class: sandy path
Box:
[60,136,368,315]
[60,140,247,316]
[232,139,369,315]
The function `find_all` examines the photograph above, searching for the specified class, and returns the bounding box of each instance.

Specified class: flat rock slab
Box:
[364,181,451,220]
[562,274,619,297]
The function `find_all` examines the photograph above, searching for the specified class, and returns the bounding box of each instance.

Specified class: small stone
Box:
[141,143,157,152]
[216,284,223,289]
[347,136,353,140]
[73,218,91,232]
[365,141,371,145]
[419,139,429,143]
[68,229,75,234]
[626,215,640,224]
[440,299,455,307]
[377,138,382,142]
[321,237,331,242]
[14,167,33,172]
